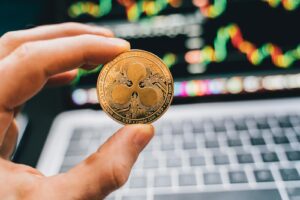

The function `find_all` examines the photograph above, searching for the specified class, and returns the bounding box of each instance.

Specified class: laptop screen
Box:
[56,0,300,108]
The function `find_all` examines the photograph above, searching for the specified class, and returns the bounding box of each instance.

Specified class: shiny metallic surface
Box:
[97,49,174,124]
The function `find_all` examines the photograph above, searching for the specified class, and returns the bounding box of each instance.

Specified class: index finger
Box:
[0,22,114,59]
[0,35,130,110]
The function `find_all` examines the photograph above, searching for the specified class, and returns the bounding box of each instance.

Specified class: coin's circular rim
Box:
[97,49,174,124]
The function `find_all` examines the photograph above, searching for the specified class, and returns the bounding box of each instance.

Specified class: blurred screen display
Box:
[62,0,300,106]
[1,0,300,107]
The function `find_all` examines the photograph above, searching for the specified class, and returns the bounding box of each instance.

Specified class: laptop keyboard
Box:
[60,113,300,200]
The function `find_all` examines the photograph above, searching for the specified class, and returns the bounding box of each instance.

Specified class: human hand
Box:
[0,23,154,199]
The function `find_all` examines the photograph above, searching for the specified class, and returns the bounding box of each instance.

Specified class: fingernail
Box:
[93,27,114,37]
[107,37,131,49]
[132,124,154,151]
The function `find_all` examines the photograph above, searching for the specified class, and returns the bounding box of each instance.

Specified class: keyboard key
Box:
[278,117,293,128]
[297,135,300,142]
[250,137,265,145]
[227,138,242,147]
[192,122,204,133]
[106,195,115,200]
[155,128,163,136]
[123,195,146,200]
[273,135,289,144]
[190,156,205,166]
[62,156,83,167]
[286,151,300,161]
[143,158,159,168]
[161,142,174,151]
[167,156,182,167]
[228,171,247,184]
[129,176,147,188]
[213,154,229,165]
[256,120,270,130]
[205,140,219,148]
[295,126,300,135]
[70,128,85,140]
[254,169,274,182]
[154,189,281,200]
[234,120,248,131]
[65,147,87,156]
[280,168,300,181]
[65,141,88,156]
[237,153,254,163]
[213,122,226,132]
[203,172,222,185]
[172,125,183,135]
[154,175,172,187]
[290,115,300,124]
[287,187,300,200]
[179,173,197,186]
[193,127,204,134]
[183,141,197,150]
[261,152,279,162]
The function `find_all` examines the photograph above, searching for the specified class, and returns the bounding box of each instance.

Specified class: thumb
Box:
[55,124,154,199]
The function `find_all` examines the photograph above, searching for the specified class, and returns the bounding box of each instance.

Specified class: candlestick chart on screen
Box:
[64,0,300,84]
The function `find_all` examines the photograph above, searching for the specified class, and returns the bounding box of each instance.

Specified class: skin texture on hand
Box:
[0,22,154,200]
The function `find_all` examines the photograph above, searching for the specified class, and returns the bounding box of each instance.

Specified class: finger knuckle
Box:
[15,42,35,59]
[109,161,129,189]
[1,31,19,45]
[18,174,42,198]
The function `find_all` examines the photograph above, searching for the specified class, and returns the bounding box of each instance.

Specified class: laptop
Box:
[37,1,300,199]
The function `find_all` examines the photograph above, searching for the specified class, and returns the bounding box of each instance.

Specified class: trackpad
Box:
[154,189,281,200]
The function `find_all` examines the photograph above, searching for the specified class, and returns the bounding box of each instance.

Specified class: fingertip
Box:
[92,26,115,37]
[63,69,78,84]
[68,68,78,77]
[123,124,154,151]
[107,37,131,52]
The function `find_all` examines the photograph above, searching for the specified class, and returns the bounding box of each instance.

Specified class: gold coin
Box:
[97,49,174,124]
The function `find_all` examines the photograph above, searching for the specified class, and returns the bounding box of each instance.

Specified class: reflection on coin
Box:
[97,49,174,124]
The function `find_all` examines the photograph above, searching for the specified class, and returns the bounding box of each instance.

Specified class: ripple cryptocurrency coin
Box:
[97,49,174,124]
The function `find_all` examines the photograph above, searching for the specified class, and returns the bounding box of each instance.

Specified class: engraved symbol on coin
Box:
[97,49,174,124]
[110,62,163,118]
